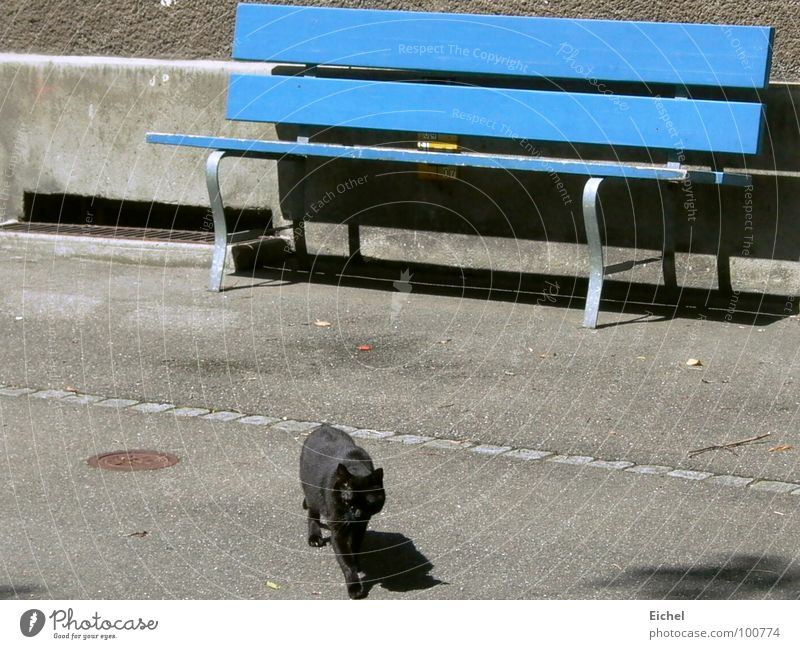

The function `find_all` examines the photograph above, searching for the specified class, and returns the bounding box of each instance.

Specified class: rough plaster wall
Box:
[1,0,797,80]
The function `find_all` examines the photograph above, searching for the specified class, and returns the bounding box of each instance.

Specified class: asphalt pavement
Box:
[1,239,799,599]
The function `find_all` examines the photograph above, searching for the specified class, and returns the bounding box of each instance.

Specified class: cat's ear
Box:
[335,463,352,484]
[371,467,383,483]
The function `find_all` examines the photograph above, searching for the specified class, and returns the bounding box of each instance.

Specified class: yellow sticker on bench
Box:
[417,134,458,181]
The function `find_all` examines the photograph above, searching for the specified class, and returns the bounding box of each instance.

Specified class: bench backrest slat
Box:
[234,3,773,89]
[227,75,764,154]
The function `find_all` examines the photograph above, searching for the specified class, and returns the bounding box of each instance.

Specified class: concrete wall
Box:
[1,1,798,81]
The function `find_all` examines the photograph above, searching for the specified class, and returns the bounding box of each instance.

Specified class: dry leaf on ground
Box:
[313,320,332,327]
[768,445,794,453]
[686,358,703,367]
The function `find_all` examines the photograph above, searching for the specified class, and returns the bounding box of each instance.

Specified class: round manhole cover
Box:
[87,450,179,471]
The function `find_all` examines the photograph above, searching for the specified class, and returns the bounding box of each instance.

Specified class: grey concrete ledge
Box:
[2,384,799,498]
[0,230,221,270]
[0,53,275,74]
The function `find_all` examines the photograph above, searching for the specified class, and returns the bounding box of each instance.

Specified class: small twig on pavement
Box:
[688,433,771,458]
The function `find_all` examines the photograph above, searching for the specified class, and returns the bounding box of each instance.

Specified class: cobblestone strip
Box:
[3,384,799,497]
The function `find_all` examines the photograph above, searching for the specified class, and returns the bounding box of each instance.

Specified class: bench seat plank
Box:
[234,4,773,88]
[227,74,765,154]
[146,132,751,186]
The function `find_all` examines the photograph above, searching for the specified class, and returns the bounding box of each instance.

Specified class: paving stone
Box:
[384,434,433,445]
[424,439,474,450]
[237,415,281,426]
[625,465,673,475]
[270,420,320,434]
[666,469,713,481]
[749,480,800,494]
[351,429,395,440]
[331,425,359,434]
[548,455,594,466]
[60,394,105,406]
[588,459,635,471]
[0,387,36,397]
[128,402,175,414]
[470,444,513,456]
[171,407,212,418]
[705,475,754,489]
[95,398,140,409]
[201,410,245,422]
[31,389,73,400]
[505,448,553,461]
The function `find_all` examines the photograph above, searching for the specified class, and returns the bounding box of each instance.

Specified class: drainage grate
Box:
[87,450,180,471]
[1,221,215,244]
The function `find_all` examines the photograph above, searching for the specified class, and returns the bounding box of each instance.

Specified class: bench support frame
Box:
[662,183,679,291]
[582,178,606,329]
[202,151,740,327]
[206,150,229,293]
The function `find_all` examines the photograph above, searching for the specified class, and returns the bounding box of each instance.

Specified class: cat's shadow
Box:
[357,531,445,594]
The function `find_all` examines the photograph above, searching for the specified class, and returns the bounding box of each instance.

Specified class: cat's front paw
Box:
[347,580,367,600]
[308,534,326,547]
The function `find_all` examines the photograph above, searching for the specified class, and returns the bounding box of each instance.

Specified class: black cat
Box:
[300,424,385,599]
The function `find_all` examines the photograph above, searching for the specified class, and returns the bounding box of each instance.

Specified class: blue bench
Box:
[147,3,773,328]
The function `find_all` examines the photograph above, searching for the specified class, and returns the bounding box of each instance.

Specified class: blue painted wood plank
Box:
[234,3,773,88]
[226,75,764,154]
[145,132,751,185]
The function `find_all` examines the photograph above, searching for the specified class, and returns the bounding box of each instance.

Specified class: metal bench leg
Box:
[292,218,310,267]
[205,150,228,292]
[288,156,311,269]
[582,177,605,329]
[662,183,678,290]
[717,252,732,294]
[348,223,363,263]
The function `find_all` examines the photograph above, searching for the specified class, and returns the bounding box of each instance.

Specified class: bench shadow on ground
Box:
[358,531,445,595]
[590,554,800,599]
[230,255,795,328]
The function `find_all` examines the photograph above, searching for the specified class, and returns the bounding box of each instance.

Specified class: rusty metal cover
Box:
[87,450,179,471]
